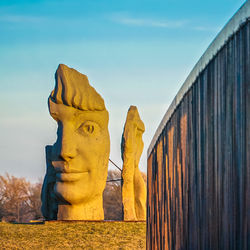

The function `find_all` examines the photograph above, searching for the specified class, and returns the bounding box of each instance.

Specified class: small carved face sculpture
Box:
[49,99,110,205]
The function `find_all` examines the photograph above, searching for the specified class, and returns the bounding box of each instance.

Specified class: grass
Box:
[0,221,146,249]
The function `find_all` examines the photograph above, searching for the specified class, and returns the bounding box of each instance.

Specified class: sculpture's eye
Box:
[78,121,100,136]
[86,124,94,133]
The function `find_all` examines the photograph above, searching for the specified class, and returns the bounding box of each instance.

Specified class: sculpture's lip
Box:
[52,161,84,173]
[56,172,88,182]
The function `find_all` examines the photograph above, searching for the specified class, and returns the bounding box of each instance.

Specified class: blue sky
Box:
[0,0,246,181]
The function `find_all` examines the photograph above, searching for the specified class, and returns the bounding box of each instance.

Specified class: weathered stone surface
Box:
[121,106,146,221]
[41,64,110,220]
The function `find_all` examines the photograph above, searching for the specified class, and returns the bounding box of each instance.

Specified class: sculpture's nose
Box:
[60,142,76,162]
[56,122,77,161]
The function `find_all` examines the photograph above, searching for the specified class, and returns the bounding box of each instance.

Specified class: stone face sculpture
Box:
[41,64,110,220]
[121,106,147,221]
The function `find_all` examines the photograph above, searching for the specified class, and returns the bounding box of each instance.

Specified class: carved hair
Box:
[49,64,106,111]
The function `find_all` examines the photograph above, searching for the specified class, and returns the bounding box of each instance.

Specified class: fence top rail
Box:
[147,0,250,157]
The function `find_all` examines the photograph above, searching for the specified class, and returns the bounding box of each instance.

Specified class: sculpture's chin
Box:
[54,181,91,205]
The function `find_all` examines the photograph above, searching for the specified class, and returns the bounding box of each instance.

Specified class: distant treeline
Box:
[0,171,146,222]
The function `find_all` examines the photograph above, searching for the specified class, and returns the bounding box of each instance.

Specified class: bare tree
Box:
[103,170,123,220]
[0,174,43,222]
[26,180,43,220]
[103,170,147,221]
[0,174,30,222]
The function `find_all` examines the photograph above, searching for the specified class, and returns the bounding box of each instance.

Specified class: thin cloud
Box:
[0,15,46,23]
[192,26,220,32]
[112,15,187,28]
[111,14,219,32]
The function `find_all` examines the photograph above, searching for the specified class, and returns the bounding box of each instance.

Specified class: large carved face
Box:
[49,99,110,205]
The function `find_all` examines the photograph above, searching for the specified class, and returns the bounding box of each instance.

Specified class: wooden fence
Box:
[147,4,250,250]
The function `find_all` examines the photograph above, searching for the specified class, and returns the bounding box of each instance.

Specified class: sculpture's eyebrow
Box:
[75,110,105,117]
[50,111,59,120]
[50,111,58,116]
[74,110,108,126]
[137,127,144,132]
